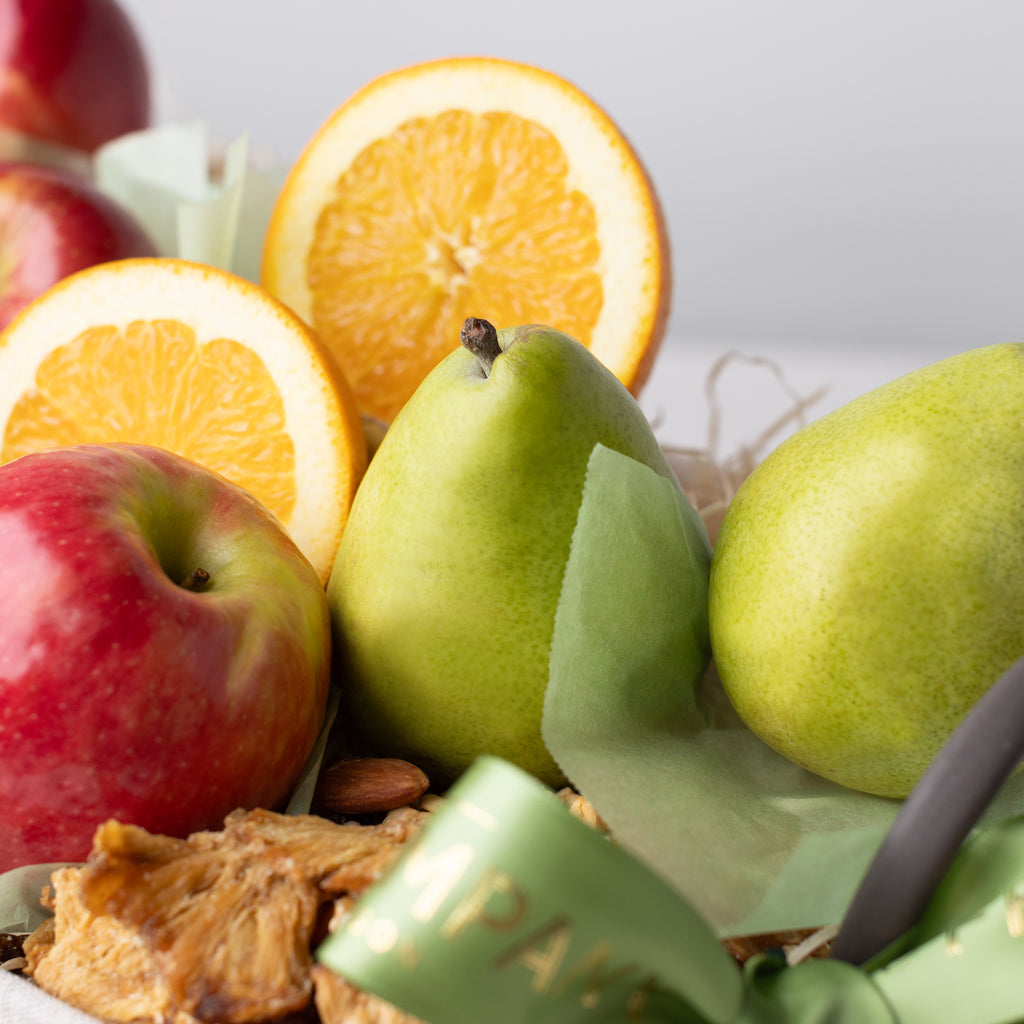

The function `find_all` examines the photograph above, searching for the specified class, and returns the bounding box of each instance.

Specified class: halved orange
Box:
[0,257,367,582]
[262,56,671,423]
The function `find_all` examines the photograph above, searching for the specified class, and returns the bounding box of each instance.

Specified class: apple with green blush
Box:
[0,443,331,871]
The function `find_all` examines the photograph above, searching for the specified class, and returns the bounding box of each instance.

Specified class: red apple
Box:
[0,443,331,871]
[0,159,157,329]
[0,0,150,154]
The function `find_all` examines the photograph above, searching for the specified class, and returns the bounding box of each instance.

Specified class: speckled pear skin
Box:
[709,343,1024,798]
[327,324,692,786]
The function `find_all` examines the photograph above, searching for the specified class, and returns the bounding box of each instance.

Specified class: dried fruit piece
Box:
[312,964,427,1024]
[25,806,427,1023]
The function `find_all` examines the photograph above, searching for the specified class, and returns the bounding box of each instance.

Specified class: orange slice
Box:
[262,56,670,423]
[0,257,367,582]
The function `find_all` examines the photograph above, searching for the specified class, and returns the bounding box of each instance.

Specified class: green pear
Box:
[709,343,1024,798]
[327,318,707,785]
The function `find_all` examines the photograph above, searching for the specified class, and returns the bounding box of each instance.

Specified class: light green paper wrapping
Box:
[0,863,72,934]
[284,685,339,815]
[867,814,1024,1023]
[541,444,1024,935]
[871,887,1024,1024]
[93,121,284,278]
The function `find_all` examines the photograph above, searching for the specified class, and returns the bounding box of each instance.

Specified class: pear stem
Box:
[180,567,211,592]
[461,317,500,374]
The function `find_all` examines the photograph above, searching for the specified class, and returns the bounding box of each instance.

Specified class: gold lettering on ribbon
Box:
[441,865,529,939]
[402,841,476,923]
[626,975,659,1021]
[554,941,644,1010]
[367,916,400,954]
[398,938,421,969]
[494,915,574,992]
[455,798,500,831]
[346,908,400,954]
[495,918,658,1013]
[1004,885,1024,939]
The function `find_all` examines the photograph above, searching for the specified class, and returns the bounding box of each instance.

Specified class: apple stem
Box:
[461,317,500,374]
[180,568,211,592]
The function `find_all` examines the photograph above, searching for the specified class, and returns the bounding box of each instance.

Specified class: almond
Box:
[313,758,430,815]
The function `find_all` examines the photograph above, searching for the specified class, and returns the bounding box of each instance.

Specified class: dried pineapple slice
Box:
[25,807,428,1024]
[313,963,427,1024]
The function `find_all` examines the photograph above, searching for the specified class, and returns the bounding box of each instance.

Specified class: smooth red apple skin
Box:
[0,159,157,329]
[0,0,150,153]
[0,443,331,871]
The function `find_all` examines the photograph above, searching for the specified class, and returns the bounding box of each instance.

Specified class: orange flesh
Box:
[2,319,297,522]
[306,110,604,421]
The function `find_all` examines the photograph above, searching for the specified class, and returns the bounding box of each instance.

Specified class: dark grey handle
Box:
[831,651,1024,965]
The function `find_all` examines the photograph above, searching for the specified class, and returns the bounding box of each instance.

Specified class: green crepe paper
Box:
[0,863,73,934]
[542,444,1024,935]
[868,814,1024,1024]
[903,815,1024,955]
[93,120,285,279]
[872,896,1024,1024]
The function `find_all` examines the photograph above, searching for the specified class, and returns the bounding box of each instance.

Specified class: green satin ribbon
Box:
[318,756,1024,1024]
[319,756,742,1024]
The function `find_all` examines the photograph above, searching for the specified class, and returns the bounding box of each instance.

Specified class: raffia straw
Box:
[704,350,829,471]
[660,351,828,543]
[785,924,840,966]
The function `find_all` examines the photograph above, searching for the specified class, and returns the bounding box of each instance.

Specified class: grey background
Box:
[116,0,1024,447]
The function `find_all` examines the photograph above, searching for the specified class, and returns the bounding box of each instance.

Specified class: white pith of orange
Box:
[262,56,671,423]
[0,257,367,582]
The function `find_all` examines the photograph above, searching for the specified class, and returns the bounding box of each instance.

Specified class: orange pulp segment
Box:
[262,57,670,423]
[0,258,367,582]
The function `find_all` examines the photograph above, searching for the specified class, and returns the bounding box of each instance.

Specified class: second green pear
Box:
[710,343,1024,798]
[327,320,708,785]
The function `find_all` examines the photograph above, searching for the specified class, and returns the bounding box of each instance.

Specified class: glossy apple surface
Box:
[0,443,331,870]
[0,0,150,153]
[0,160,157,328]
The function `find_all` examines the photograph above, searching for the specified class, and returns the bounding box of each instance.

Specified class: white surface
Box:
[0,969,100,1024]
[117,0,1024,361]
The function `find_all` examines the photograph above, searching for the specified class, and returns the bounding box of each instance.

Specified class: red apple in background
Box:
[0,0,150,154]
[0,159,157,328]
[0,443,331,871]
